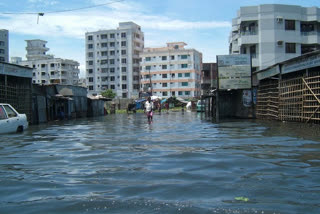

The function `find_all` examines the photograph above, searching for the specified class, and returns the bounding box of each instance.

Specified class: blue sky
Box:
[0,0,319,77]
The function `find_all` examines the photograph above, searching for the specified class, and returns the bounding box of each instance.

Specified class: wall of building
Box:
[85,22,144,98]
[0,30,9,63]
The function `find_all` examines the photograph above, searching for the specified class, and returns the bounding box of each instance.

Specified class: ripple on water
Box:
[0,113,320,213]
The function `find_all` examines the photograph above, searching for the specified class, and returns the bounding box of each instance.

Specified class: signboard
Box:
[283,53,320,74]
[217,54,251,90]
[257,65,280,80]
[0,63,33,78]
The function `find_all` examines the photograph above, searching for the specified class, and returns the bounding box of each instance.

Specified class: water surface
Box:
[0,112,319,213]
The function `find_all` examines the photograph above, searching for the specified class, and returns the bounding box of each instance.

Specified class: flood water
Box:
[0,112,320,214]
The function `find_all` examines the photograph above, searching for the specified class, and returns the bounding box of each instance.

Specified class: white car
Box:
[0,103,28,134]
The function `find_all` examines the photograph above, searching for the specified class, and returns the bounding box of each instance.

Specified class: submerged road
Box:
[0,112,320,213]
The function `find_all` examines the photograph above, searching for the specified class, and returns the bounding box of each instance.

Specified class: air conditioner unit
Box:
[277,41,283,46]
[276,17,283,23]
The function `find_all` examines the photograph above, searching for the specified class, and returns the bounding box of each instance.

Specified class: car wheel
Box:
[17,126,24,133]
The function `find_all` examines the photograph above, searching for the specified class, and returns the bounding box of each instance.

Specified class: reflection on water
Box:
[0,112,320,214]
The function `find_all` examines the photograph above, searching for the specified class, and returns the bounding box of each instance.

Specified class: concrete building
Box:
[140,42,202,98]
[85,22,144,98]
[229,4,320,71]
[0,29,9,62]
[18,39,80,85]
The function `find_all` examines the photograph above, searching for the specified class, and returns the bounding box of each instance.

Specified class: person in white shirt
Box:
[144,97,154,123]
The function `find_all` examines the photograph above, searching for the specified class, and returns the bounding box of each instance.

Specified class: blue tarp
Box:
[135,99,146,109]
[160,99,167,104]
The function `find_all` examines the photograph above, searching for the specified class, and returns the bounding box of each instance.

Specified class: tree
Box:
[101,89,116,99]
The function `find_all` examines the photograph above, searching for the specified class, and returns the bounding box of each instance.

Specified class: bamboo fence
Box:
[256,71,320,124]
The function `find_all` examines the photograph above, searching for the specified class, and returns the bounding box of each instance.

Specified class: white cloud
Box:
[0,1,230,39]
[27,0,58,6]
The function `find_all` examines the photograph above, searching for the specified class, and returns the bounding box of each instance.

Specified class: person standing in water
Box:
[144,97,154,123]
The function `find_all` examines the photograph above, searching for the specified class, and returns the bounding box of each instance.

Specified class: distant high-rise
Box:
[140,42,202,98]
[18,39,80,85]
[0,29,9,62]
[85,22,144,98]
[229,4,320,71]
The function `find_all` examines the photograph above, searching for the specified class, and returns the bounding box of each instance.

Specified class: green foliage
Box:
[101,89,116,99]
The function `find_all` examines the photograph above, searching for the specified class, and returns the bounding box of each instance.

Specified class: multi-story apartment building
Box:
[0,29,9,62]
[140,42,202,98]
[85,22,144,98]
[229,4,320,71]
[18,39,80,85]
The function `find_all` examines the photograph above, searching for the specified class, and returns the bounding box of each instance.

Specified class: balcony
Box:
[301,31,320,44]
[239,31,258,45]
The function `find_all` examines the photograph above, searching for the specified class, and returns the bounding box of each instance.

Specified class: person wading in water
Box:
[144,97,154,123]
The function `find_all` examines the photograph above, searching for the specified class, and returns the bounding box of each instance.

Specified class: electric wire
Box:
[1,0,124,15]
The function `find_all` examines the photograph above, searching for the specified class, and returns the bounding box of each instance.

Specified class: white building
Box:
[85,22,144,98]
[0,29,9,62]
[18,40,80,85]
[229,4,320,71]
[140,42,202,98]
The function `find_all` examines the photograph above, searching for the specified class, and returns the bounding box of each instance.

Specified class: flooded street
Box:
[0,112,320,214]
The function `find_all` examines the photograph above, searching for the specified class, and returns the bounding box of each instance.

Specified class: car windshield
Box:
[3,105,18,118]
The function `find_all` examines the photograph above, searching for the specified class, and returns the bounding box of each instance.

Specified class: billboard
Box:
[217,55,251,90]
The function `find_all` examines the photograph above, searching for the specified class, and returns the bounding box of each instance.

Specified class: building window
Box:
[88,77,93,82]
[110,85,115,89]
[88,44,93,49]
[145,65,151,70]
[89,86,94,90]
[178,91,183,95]
[133,76,139,81]
[88,52,93,57]
[285,43,296,53]
[110,33,115,38]
[122,67,127,72]
[121,58,127,64]
[285,20,295,31]
[184,73,190,77]
[110,50,115,56]
[101,60,108,65]
[162,74,167,78]
[146,57,151,61]
[121,50,126,55]
[162,56,167,61]
[162,65,167,70]
[122,76,127,81]
[110,76,115,81]
[178,73,182,77]
[110,59,115,64]
[185,91,190,95]
[110,42,115,47]
[121,32,126,38]
[110,68,115,73]
[181,55,188,59]
[101,51,108,56]
[162,91,168,96]
[163,83,167,87]
[101,34,107,39]
[121,41,126,47]
[88,69,93,74]
[182,82,188,86]
[88,35,93,40]
[181,64,188,68]
[88,61,93,65]
[101,68,108,73]
[122,84,127,89]
[170,55,175,60]
[101,43,108,48]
